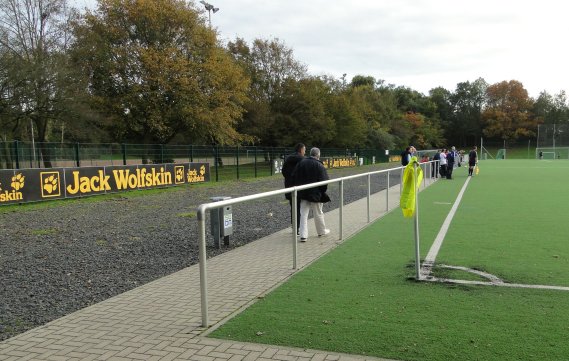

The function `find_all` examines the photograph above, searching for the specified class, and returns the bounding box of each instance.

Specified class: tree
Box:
[533,90,569,125]
[268,77,335,147]
[448,78,487,146]
[71,0,249,148]
[0,0,77,166]
[228,37,307,144]
[482,80,537,141]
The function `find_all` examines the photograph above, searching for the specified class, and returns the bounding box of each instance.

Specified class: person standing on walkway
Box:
[468,146,478,176]
[293,147,331,242]
[446,146,458,179]
[439,148,447,178]
[282,143,305,233]
[432,149,441,178]
[401,147,411,166]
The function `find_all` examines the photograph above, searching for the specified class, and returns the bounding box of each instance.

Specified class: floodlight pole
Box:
[200,1,219,28]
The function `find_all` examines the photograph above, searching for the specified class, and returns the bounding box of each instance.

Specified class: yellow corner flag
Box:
[400,156,424,218]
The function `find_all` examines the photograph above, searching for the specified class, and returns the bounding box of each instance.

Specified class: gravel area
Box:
[0,164,404,341]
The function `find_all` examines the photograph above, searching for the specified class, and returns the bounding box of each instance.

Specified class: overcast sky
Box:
[75,0,568,98]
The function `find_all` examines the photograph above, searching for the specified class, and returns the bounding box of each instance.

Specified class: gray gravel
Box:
[0,164,403,341]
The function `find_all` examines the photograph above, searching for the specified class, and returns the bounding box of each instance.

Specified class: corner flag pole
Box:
[413,161,421,280]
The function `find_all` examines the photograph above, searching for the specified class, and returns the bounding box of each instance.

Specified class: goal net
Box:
[536,147,569,159]
[496,149,506,160]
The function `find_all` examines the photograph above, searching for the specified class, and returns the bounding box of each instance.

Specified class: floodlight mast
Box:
[199,0,219,28]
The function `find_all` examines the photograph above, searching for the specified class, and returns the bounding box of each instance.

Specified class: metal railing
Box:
[196,161,437,327]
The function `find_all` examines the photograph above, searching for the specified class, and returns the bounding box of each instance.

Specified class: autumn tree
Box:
[482,80,537,141]
[0,0,78,166]
[71,0,249,148]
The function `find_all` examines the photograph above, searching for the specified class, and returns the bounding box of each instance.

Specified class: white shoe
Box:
[318,229,331,237]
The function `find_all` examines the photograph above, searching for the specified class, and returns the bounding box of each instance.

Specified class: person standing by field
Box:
[468,146,478,176]
[282,143,305,233]
[293,147,331,242]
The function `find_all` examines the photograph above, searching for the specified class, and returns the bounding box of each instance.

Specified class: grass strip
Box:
[210,161,569,361]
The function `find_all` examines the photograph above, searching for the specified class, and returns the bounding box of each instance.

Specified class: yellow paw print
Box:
[175,167,184,182]
[200,165,206,176]
[43,175,58,194]
[11,173,25,190]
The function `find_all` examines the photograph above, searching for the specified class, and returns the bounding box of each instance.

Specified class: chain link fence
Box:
[0,141,393,181]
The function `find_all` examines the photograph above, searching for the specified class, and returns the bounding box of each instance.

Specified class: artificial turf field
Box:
[209,160,569,361]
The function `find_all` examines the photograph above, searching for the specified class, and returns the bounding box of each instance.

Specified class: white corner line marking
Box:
[421,177,471,278]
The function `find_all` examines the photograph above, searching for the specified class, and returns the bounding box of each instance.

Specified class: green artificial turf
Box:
[209,160,569,361]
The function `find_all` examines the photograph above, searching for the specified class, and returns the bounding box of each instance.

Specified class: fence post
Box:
[121,143,127,165]
[190,145,194,162]
[236,146,240,180]
[75,143,80,167]
[254,146,258,178]
[214,146,219,182]
[160,144,164,164]
[14,140,20,169]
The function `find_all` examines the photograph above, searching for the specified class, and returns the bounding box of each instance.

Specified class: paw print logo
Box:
[200,165,206,176]
[11,173,25,190]
[174,166,184,184]
[40,172,61,198]
[44,175,58,193]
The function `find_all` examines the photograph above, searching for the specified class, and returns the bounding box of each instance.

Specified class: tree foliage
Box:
[0,0,79,164]
[71,0,249,145]
[482,80,537,140]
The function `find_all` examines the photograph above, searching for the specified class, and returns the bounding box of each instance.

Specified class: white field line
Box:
[420,176,569,292]
[420,176,471,279]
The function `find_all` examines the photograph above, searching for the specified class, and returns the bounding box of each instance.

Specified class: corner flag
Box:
[400,156,423,218]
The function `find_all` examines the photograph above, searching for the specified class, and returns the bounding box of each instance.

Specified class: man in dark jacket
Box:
[432,149,441,178]
[293,147,330,242]
[282,143,305,233]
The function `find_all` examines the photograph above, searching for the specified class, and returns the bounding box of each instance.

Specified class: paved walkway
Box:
[1,175,436,361]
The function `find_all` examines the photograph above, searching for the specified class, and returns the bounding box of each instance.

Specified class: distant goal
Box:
[536,147,569,160]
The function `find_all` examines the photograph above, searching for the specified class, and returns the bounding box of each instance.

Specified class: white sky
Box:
[75,0,569,98]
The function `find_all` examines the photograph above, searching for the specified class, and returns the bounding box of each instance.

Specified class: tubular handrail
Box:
[196,160,437,328]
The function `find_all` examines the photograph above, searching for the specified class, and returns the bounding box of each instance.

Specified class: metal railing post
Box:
[292,190,298,269]
[413,162,421,280]
[367,173,371,223]
[386,170,390,212]
[197,206,209,328]
[339,179,344,240]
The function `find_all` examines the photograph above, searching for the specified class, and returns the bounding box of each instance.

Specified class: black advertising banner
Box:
[0,162,210,205]
[64,167,107,198]
[186,162,210,183]
[0,169,17,204]
[0,168,67,204]
[105,165,141,192]
[321,157,358,169]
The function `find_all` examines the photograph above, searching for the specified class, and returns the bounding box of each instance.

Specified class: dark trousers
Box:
[288,197,301,233]
[439,164,447,177]
[446,164,454,179]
